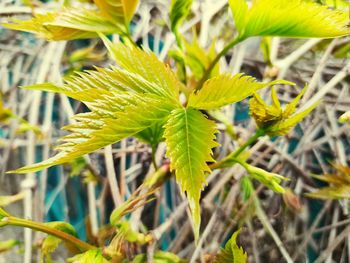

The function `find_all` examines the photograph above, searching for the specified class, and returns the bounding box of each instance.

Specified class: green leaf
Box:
[164,108,219,241]
[68,249,106,263]
[170,0,193,44]
[3,9,120,40]
[214,229,247,263]
[188,74,293,110]
[136,121,165,148]
[229,0,350,39]
[93,0,139,29]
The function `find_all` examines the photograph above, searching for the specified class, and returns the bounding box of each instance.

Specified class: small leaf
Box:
[229,0,350,39]
[42,222,78,259]
[188,74,293,110]
[164,108,219,241]
[214,229,247,263]
[68,249,106,263]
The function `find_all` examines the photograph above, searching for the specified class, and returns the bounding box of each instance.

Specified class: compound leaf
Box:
[164,108,219,241]
[188,74,293,110]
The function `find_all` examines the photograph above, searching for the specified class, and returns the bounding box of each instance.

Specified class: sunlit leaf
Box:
[3,9,120,40]
[214,229,247,263]
[164,108,219,241]
[93,0,139,29]
[229,0,350,39]
[8,43,181,174]
[188,74,293,110]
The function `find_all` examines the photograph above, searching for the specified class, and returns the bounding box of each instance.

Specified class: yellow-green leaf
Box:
[93,0,139,29]
[250,85,319,136]
[229,0,350,39]
[3,9,120,40]
[170,0,193,45]
[188,73,293,110]
[8,43,182,174]
[214,229,247,263]
[100,36,183,105]
[164,108,219,241]
[68,249,106,263]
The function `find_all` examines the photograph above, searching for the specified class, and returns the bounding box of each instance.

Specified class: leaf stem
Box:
[194,36,245,92]
[1,216,96,252]
[151,145,159,170]
[210,129,265,170]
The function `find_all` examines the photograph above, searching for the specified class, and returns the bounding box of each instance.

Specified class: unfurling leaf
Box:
[306,164,350,199]
[8,43,181,174]
[164,108,219,241]
[250,85,319,136]
[115,221,152,245]
[170,0,193,45]
[214,229,247,263]
[228,0,350,40]
[188,74,293,110]
[242,162,287,193]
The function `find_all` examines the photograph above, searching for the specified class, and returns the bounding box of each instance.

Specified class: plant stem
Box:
[210,129,265,170]
[194,36,245,91]
[1,216,96,251]
[151,145,158,170]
